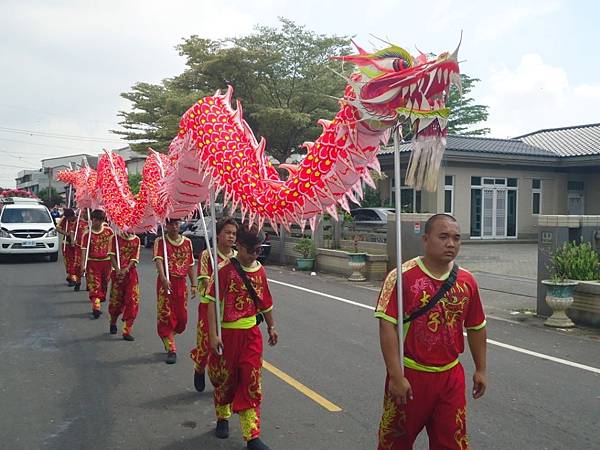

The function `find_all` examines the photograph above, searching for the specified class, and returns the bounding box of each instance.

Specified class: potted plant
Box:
[293,237,316,271]
[542,241,599,327]
[344,213,367,281]
[561,241,600,327]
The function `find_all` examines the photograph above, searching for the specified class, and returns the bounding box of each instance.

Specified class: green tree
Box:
[114,82,201,153]
[401,73,489,139]
[116,18,351,162]
[37,187,60,207]
[128,174,142,195]
[446,74,490,135]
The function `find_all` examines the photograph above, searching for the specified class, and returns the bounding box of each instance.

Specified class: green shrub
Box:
[294,237,316,259]
[551,241,600,281]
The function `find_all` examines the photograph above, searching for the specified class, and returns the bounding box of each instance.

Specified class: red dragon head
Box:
[334,37,462,191]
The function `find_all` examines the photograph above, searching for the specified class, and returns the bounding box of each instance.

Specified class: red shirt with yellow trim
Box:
[153,235,194,278]
[80,226,114,261]
[206,260,273,325]
[57,216,76,245]
[198,248,237,298]
[375,257,486,368]
[74,218,89,247]
[109,234,141,268]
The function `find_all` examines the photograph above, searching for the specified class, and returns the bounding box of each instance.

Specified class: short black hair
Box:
[236,225,261,249]
[165,218,181,225]
[90,209,106,221]
[216,217,238,235]
[63,208,75,218]
[424,213,458,234]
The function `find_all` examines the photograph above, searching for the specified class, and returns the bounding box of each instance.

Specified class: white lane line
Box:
[485,338,600,375]
[269,279,374,310]
[268,278,600,375]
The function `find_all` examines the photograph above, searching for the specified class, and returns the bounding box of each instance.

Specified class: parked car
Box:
[0,197,59,261]
[349,207,396,226]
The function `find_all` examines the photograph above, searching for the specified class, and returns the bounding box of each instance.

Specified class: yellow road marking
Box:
[262,360,342,412]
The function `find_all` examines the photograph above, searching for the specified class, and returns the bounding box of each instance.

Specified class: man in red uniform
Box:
[55,208,78,286]
[190,217,238,392]
[109,230,141,341]
[153,219,196,364]
[81,209,114,319]
[206,226,278,450]
[375,214,487,450]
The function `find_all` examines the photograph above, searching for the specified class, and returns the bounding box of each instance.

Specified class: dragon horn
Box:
[450,31,463,61]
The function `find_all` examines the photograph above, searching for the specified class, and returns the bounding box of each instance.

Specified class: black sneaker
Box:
[194,370,206,392]
[165,351,177,364]
[74,283,81,292]
[247,438,270,450]
[68,280,76,287]
[215,419,229,439]
[122,334,135,341]
[109,324,117,334]
[92,310,101,319]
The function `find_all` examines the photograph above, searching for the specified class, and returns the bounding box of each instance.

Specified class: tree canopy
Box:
[115,18,351,163]
[446,74,490,135]
[115,19,490,162]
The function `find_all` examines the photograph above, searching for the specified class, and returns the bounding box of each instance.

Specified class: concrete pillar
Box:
[386,213,433,270]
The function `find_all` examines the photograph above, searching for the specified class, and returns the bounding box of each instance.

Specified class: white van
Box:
[0,197,59,261]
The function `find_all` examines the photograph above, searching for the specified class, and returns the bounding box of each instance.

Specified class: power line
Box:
[0,147,57,159]
[0,126,126,144]
[0,103,121,128]
[0,162,38,169]
[0,136,94,153]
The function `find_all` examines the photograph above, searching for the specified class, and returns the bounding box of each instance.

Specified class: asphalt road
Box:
[1,249,599,450]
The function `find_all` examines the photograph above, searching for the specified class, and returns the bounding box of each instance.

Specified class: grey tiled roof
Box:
[379,135,556,157]
[515,123,600,157]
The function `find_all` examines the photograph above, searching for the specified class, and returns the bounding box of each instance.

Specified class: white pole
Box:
[210,190,222,344]
[393,129,404,370]
[67,162,74,209]
[83,208,92,275]
[198,204,214,267]
[73,209,82,247]
[113,225,121,270]
[62,217,69,252]
[161,223,171,294]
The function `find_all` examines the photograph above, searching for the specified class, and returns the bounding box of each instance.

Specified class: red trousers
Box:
[109,268,140,335]
[86,260,112,311]
[378,363,469,450]
[208,325,263,441]
[63,244,81,283]
[190,301,209,371]
[156,276,188,352]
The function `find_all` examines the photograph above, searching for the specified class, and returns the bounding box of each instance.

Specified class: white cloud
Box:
[473,1,562,41]
[483,53,600,137]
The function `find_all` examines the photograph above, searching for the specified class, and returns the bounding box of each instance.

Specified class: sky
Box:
[1,0,599,187]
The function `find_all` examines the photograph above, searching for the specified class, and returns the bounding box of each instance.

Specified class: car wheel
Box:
[48,251,59,262]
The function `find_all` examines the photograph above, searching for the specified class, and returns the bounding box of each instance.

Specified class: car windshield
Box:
[1,207,52,224]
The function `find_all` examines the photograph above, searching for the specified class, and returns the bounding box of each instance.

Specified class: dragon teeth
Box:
[410,83,417,95]
[437,69,442,83]
[443,69,449,83]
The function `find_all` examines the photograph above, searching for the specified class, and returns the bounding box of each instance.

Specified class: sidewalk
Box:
[276,242,600,337]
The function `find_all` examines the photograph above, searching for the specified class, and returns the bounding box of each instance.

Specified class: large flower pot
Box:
[296,258,315,271]
[541,280,578,328]
[569,281,600,328]
[347,253,367,282]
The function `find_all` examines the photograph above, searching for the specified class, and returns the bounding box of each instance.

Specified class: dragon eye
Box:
[393,58,408,71]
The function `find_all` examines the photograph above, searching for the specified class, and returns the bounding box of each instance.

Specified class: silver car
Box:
[349,207,396,226]
[0,197,59,261]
